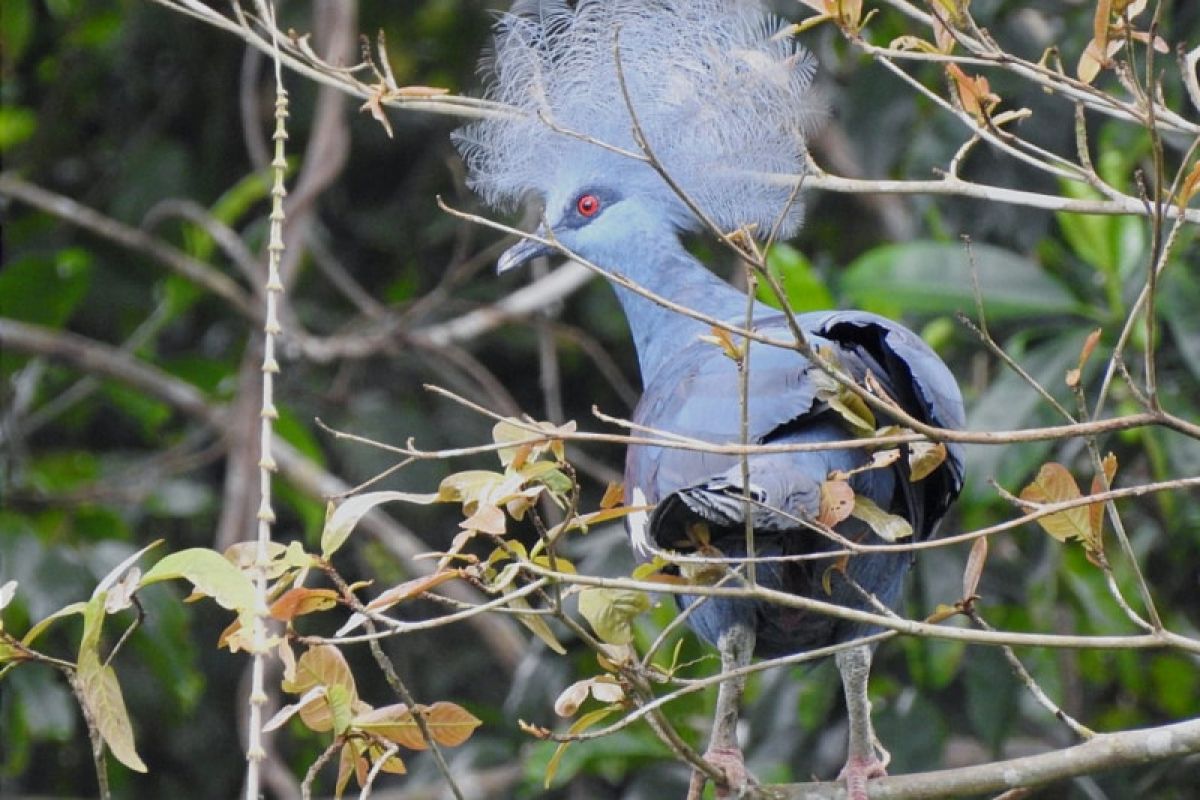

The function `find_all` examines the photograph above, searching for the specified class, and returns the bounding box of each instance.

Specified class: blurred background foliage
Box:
[2,1,1199,797]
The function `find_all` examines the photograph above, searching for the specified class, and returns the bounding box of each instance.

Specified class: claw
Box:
[688,746,757,800]
[837,751,888,800]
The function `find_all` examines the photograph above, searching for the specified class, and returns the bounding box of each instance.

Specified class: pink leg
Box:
[836,645,889,800]
[689,624,757,799]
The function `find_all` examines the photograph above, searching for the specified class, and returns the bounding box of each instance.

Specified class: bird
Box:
[453,1,966,798]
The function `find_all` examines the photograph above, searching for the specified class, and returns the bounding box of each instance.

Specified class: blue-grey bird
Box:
[454,2,965,797]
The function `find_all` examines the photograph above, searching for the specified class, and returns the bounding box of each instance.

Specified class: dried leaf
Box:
[946,63,999,121]
[830,449,902,481]
[963,537,988,599]
[818,480,855,527]
[1019,463,1090,544]
[1087,452,1119,547]
[269,587,339,622]
[699,325,745,361]
[423,701,483,747]
[600,481,624,509]
[554,680,592,717]
[1178,159,1200,212]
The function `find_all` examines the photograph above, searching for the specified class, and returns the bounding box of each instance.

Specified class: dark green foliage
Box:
[2,2,1200,798]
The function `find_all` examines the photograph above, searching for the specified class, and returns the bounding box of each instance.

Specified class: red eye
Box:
[577,193,601,217]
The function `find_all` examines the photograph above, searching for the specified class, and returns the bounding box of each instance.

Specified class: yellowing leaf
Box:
[908,441,948,482]
[1178,158,1200,212]
[354,701,480,749]
[139,548,256,614]
[508,595,567,654]
[336,741,368,799]
[321,490,440,558]
[76,597,147,773]
[811,348,876,435]
[355,704,424,749]
[577,587,651,645]
[544,706,616,789]
[600,481,624,509]
[850,496,913,541]
[1019,463,1090,543]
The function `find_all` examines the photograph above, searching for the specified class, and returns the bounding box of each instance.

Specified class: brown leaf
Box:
[1019,463,1090,543]
[600,481,625,510]
[282,644,356,695]
[354,703,425,750]
[818,480,855,527]
[364,570,462,614]
[963,537,988,599]
[269,587,339,622]
[1087,452,1119,549]
[1070,328,1103,386]
[1178,159,1200,212]
[423,701,483,747]
[946,63,999,121]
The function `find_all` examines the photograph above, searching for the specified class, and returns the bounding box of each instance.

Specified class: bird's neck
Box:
[602,242,749,383]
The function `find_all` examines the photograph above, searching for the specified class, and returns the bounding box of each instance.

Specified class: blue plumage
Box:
[455,2,965,796]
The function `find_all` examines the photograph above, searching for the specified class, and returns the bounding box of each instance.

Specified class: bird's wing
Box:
[626,310,965,557]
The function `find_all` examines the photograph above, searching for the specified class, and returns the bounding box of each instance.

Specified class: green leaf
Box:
[1057,179,1146,281]
[0,251,92,327]
[757,242,833,312]
[76,596,147,772]
[840,241,1084,320]
[21,601,88,647]
[0,106,37,152]
[139,548,257,614]
[320,490,440,559]
[0,0,33,66]
[850,496,913,541]
[577,587,651,645]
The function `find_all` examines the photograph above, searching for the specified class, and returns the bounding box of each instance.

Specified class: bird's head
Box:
[497,179,692,273]
[453,0,823,273]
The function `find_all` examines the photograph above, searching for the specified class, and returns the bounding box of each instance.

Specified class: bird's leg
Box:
[836,644,889,800]
[688,622,757,800]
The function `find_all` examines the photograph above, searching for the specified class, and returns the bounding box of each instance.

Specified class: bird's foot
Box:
[837,752,888,800]
[687,746,757,800]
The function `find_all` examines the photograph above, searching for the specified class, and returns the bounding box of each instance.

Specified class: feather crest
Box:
[453,0,822,237]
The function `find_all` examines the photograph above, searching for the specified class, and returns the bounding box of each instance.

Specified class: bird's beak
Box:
[497,228,553,274]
